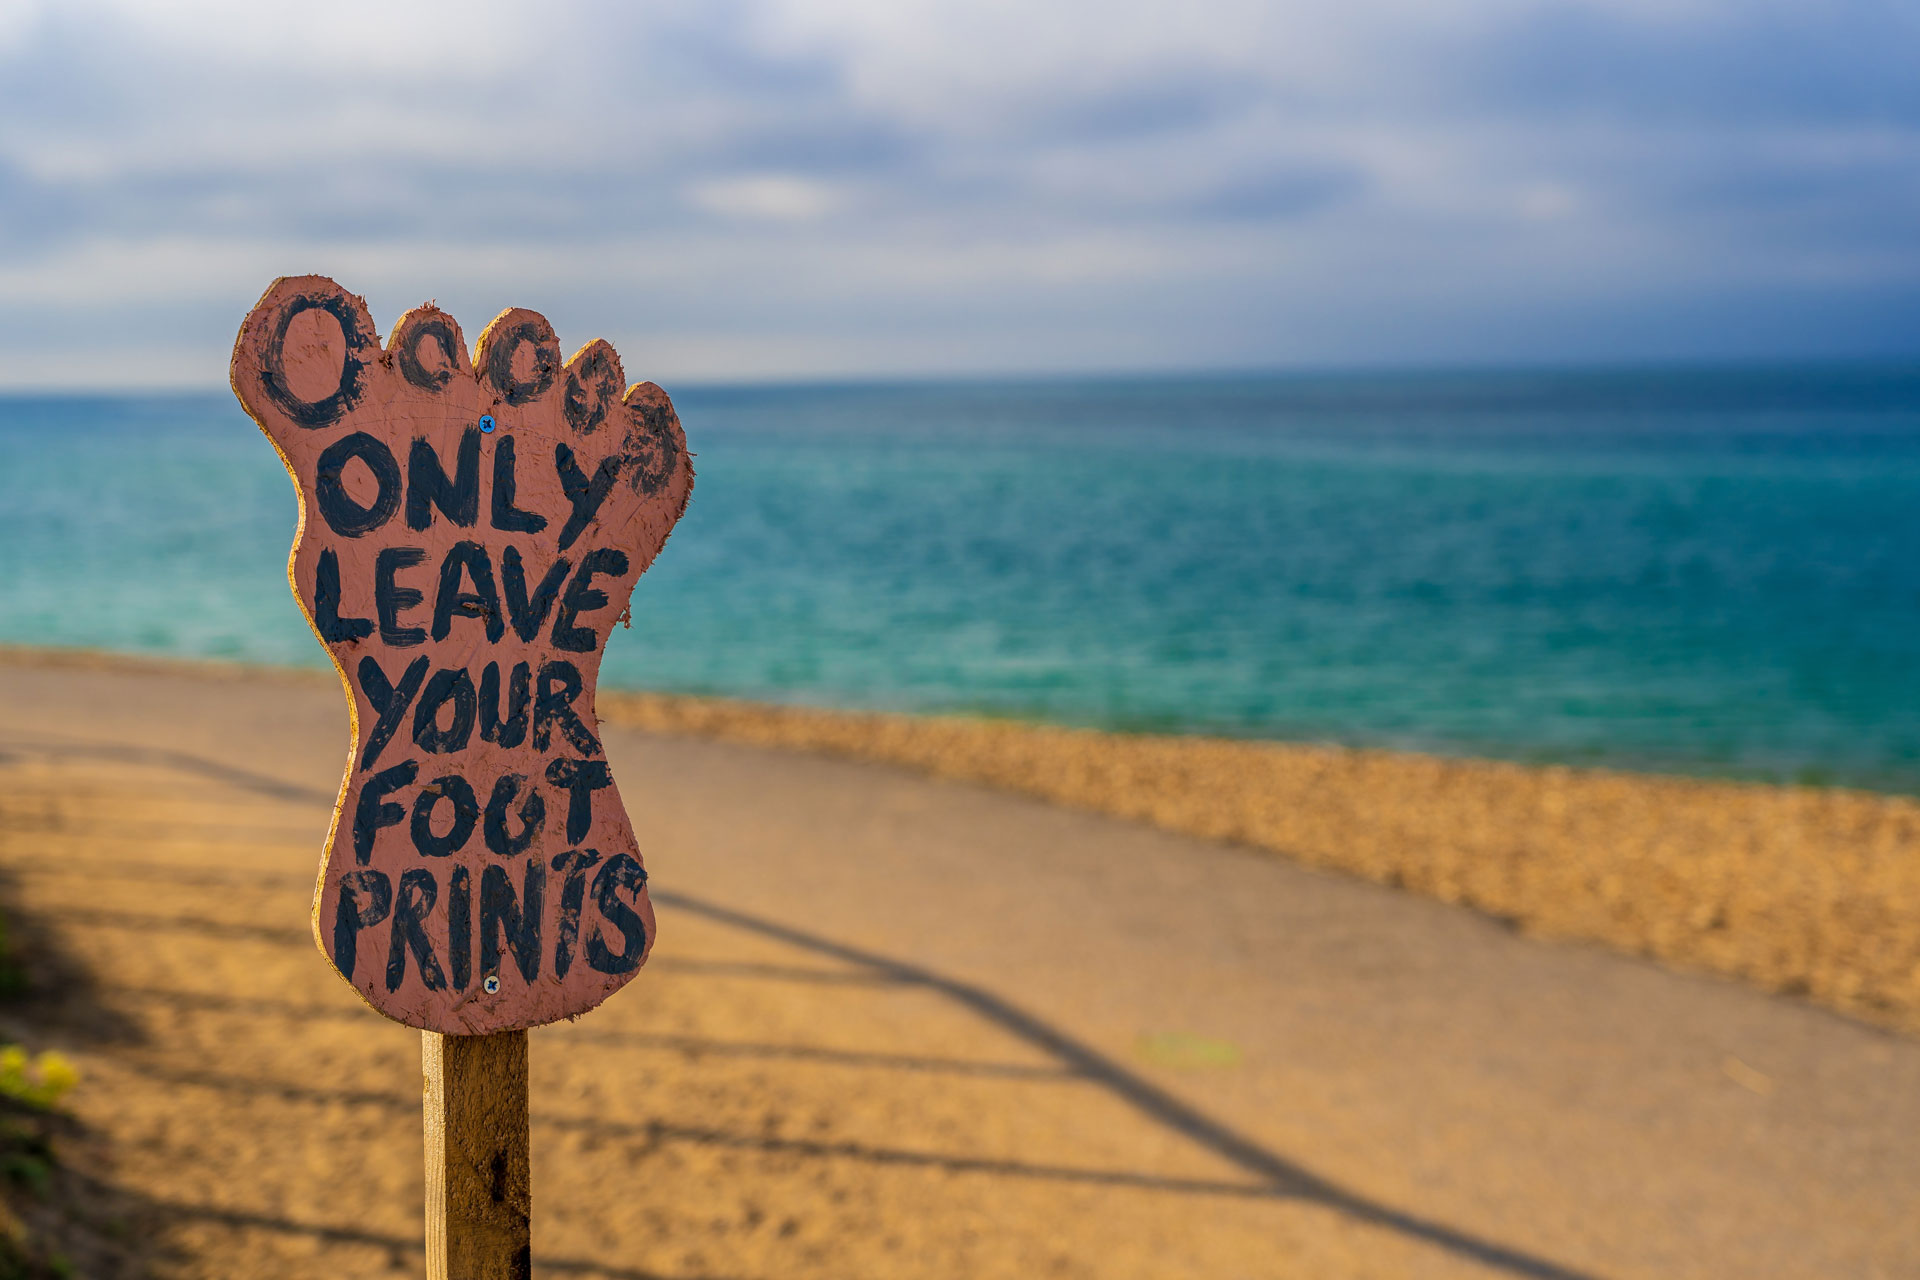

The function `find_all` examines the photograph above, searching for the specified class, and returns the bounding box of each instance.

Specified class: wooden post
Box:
[423,1030,531,1280]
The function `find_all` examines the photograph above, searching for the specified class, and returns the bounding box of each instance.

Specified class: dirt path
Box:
[0,657,1915,1279]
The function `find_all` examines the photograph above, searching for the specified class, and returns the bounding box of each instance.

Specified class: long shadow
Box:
[33,905,309,947]
[0,871,145,1048]
[113,984,1072,1080]
[656,890,1607,1280]
[0,738,331,806]
[5,738,1606,1279]
[129,1036,1602,1276]
[651,957,906,986]
[552,1027,1074,1080]
[10,816,318,846]
[9,860,311,890]
[68,1173,737,1280]
[109,985,369,1023]
[47,905,909,990]
[123,1062,1279,1200]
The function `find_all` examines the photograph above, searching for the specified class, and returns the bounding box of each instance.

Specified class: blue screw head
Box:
[483,974,501,994]
[479,414,496,433]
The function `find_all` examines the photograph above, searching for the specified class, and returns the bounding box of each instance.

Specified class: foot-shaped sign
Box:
[231,276,693,1033]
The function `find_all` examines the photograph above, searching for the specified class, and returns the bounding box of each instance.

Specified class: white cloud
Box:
[687,174,846,222]
[0,0,1914,386]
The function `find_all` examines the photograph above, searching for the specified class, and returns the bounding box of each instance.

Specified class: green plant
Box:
[0,1053,75,1114]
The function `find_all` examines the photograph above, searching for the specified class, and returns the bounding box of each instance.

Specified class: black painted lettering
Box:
[387,868,447,992]
[431,541,504,643]
[563,346,619,435]
[554,443,621,552]
[375,547,428,647]
[551,548,629,653]
[484,774,545,857]
[314,548,373,642]
[315,432,401,537]
[448,863,471,992]
[359,655,429,771]
[353,760,418,864]
[481,859,546,985]
[407,426,482,530]
[549,849,601,979]
[587,853,649,975]
[490,436,547,534]
[411,773,478,857]
[533,661,601,755]
[486,320,558,407]
[397,315,460,392]
[544,757,612,844]
[500,547,569,643]
[331,869,391,981]
[412,667,477,754]
[262,292,371,429]
[479,661,530,749]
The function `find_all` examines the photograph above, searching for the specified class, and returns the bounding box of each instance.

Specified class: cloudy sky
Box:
[0,0,1915,386]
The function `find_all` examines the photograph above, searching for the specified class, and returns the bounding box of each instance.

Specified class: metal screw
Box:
[479,414,496,433]
[483,975,500,994]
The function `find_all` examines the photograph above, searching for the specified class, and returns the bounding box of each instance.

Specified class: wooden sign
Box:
[231,276,692,1035]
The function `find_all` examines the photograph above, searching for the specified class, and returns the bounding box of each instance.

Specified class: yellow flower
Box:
[33,1052,78,1102]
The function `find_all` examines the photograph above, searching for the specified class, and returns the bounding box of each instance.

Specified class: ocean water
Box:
[3,368,1919,791]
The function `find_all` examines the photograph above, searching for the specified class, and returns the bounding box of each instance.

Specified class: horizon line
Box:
[3,352,1920,400]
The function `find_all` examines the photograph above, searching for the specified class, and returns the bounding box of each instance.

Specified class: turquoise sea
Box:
[3,368,1919,791]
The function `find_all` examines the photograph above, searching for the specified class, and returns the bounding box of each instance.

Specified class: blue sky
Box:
[0,0,1915,386]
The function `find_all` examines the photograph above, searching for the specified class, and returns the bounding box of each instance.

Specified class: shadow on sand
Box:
[0,737,1606,1280]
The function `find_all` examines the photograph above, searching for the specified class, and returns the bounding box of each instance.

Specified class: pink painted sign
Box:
[231,276,692,1033]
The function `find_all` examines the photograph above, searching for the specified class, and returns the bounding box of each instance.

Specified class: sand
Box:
[1,649,1918,1278]
[600,690,1920,1033]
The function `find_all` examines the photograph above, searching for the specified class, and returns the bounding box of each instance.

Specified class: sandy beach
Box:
[601,690,1920,1034]
[1,648,1917,1278]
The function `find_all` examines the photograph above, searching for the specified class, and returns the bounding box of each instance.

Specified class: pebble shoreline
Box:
[602,690,1920,1034]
